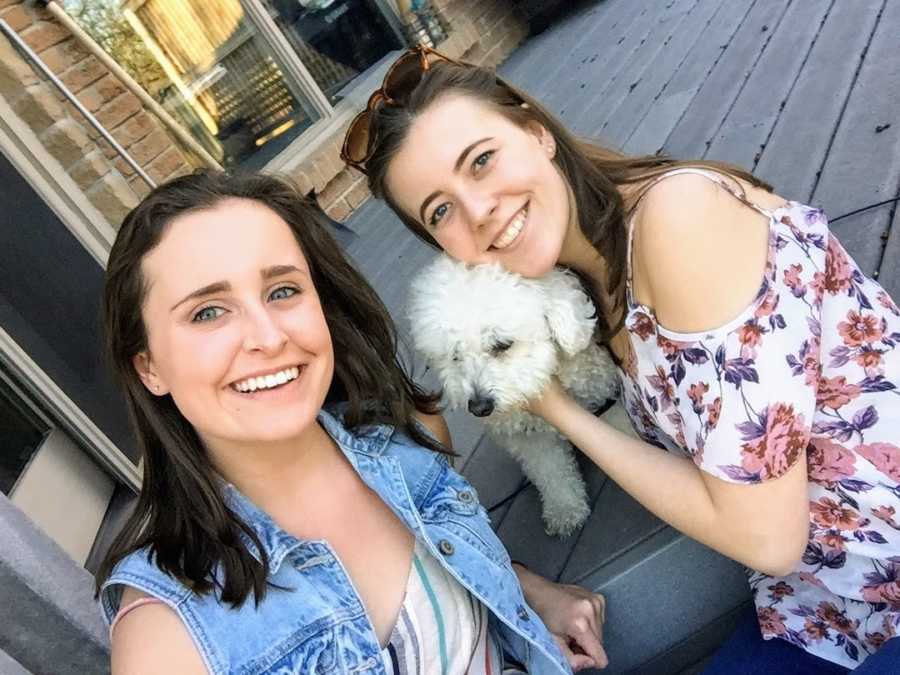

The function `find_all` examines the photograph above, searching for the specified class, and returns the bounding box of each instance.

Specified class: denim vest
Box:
[100,408,571,674]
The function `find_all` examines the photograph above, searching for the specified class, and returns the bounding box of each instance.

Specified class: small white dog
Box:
[408,256,620,536]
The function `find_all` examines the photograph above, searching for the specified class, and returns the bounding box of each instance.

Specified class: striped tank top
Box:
[109,540,529,673]
[381,540,527,675]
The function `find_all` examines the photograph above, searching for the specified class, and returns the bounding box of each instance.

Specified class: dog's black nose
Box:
[468,396,494,417]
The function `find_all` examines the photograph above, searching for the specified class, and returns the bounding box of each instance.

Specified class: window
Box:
[0,375,49,496]
[68,0,407,167]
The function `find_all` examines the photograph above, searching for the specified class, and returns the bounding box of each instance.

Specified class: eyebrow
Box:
[169,265,306,311]
[418,136,494,224]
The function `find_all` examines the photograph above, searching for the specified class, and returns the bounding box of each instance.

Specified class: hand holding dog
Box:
[526,376,572,422]
[514,564,608,671]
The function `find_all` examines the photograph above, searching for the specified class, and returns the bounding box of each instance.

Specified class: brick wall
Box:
[308,0,528,223]
[0,0,192,226]
[1,0,526,226]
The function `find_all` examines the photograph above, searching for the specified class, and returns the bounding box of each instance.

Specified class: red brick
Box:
[95,92,142,130]
[345,181,370,210]
[38,39,90,74]
[325,197,351,222]
[0,4,34,31]
[86,170,138,224]
[146,146,188,184]
[40,117,93,169]
[0,39,39,95]
[21,21,70,53]
[95,73,126,104]
[12,83,65,132]
[128,175,152,200]
[70,150,112,187]
[117,111,155,146]
[76,84,104,112]
[127,127,167,165]
[289,169,314,196]
[61,55,106,93]
[112,156,136,178]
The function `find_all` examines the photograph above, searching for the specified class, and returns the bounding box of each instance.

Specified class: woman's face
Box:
[134,198,334,451]
[385,94,572,277]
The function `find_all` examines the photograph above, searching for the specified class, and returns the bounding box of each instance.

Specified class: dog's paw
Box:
[541,495,591,537]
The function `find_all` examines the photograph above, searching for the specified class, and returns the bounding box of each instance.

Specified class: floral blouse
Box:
[618,168,900,669]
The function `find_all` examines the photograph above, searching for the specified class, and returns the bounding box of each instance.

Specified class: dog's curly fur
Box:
[408,256,620,536]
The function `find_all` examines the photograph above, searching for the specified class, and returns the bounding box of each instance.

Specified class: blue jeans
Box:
[702,606,900,674]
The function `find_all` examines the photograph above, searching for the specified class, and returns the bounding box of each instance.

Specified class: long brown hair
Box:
[363,61,771,340]
[95,170,443,607]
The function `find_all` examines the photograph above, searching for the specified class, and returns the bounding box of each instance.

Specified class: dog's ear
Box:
[541,270,597,356]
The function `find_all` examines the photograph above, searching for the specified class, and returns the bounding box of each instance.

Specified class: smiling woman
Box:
[95,170,608,675]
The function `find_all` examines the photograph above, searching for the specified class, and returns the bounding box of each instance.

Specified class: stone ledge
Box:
[0,494,109,675]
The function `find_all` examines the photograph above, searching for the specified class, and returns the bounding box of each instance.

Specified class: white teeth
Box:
[233,366,300,393]
[493,205,527,250]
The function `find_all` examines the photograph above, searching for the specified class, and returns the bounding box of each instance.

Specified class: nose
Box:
[461,190,498,232]
[242,307,287,354]
[467,395,495,417]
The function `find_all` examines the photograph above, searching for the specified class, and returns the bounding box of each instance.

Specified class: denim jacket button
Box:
[517,604,530,621]
[438,539,455,556]
[458,489,474,503]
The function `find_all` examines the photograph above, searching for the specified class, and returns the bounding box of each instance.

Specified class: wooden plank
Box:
[506,0,646,101]
[809,0,900,276]
[572,530,750,674]
[561,479,665,583]
[753,0,883,203]
[879,206,900,301]
[563,2,700,135]
[496,452,608,581]
[662,0,792,158]
[703,0,833,168]
[540,3,655,119]
[623,0,755,155]
[499,0,606,87]
[598,0,727,146]
[569,0,703,137]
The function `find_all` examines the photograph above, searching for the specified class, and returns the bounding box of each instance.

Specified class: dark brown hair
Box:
[95,170,443,607]
[363,61,771,339]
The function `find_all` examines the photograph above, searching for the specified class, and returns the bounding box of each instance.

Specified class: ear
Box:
[523,119,556,159]
[541,270,597,356]
[132,351,169,396]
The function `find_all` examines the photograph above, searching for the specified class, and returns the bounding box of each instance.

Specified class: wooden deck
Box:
[343,1,900,670]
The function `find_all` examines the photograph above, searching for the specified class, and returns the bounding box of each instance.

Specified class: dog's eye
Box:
[491,340,513,356]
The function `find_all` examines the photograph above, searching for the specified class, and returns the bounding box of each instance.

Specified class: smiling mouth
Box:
[490,202,528,250]
[231,366,302,393]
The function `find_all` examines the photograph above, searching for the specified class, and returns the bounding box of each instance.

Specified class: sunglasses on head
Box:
[341,44,456,174]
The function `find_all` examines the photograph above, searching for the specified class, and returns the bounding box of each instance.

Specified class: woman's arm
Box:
[533,174,809,576]
[111,587,206,675]
[530,381,808,576]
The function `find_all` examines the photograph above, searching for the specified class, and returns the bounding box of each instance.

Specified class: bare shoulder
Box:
[631,172,780,333]
[413,409,453,449]
[111,586,206,675]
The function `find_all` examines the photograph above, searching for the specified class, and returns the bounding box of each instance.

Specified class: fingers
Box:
[553,635,596,672]
[571,627,608,670]
[568,594,608,669]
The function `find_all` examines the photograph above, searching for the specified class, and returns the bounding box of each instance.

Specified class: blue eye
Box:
[473,150,494,171]
[269,286,298,301]
[430,203,450,227]
[192,306,225,323]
